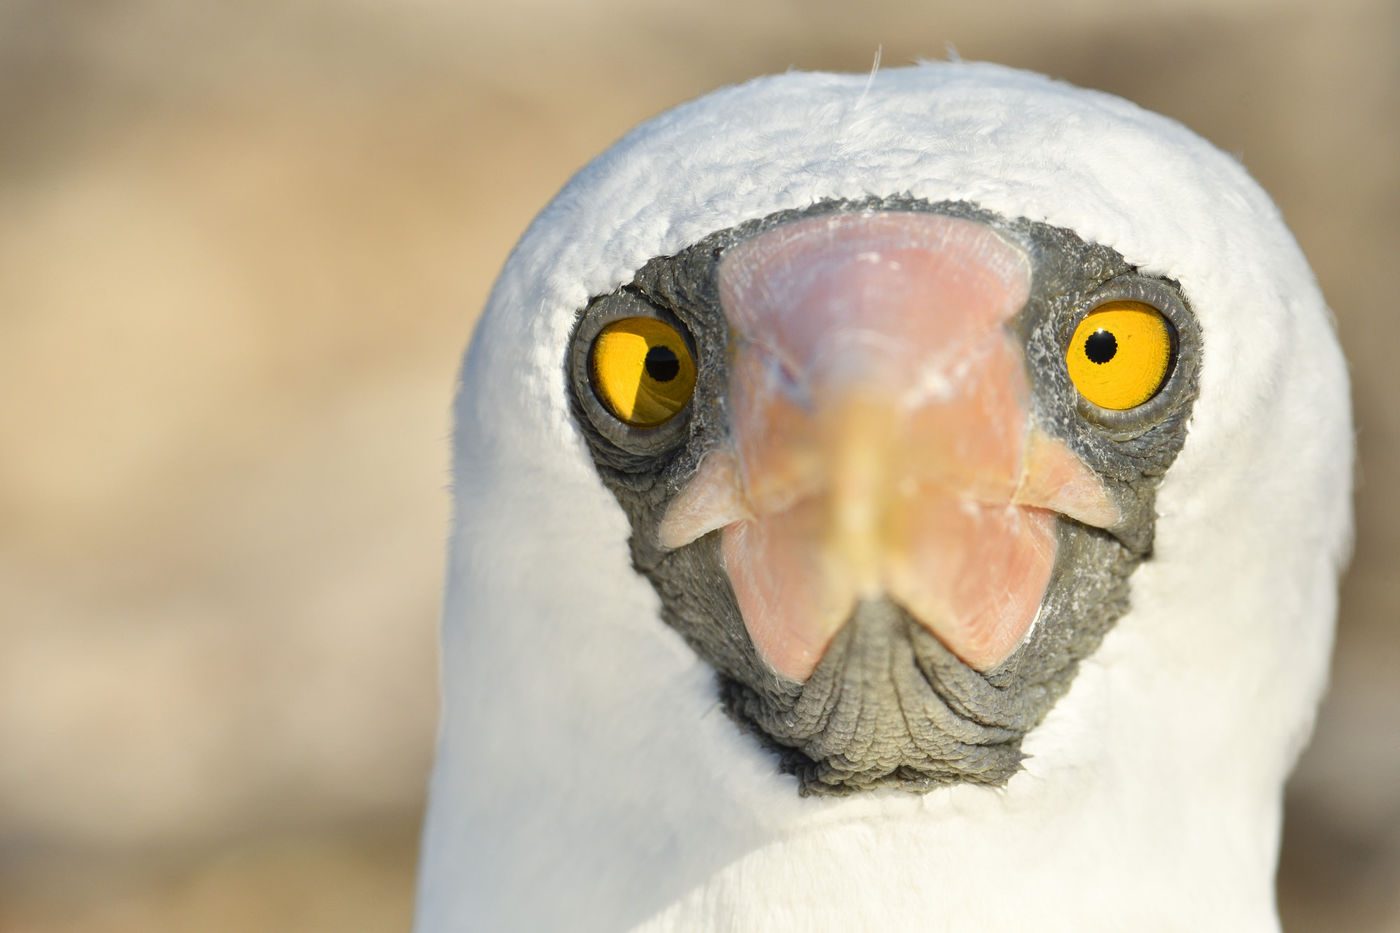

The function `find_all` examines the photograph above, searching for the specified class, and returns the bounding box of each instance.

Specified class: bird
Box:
[413,63,1352,931]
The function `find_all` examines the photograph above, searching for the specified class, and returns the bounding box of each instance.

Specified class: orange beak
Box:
[658,212,1119,681]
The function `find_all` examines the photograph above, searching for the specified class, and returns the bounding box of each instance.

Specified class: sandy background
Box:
[0,1,1396,930]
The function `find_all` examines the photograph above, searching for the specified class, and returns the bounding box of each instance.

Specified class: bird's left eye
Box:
[1066,301,1175,410]
[588,317,697,427]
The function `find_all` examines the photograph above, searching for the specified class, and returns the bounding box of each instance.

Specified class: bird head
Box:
[416,63,1352,930]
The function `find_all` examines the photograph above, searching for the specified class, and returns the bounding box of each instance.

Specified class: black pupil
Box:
[644,344,681,382]
[1084,329,1118,364]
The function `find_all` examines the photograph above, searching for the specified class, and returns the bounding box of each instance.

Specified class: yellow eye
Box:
[588,317,697,427]
[1066,301,1174,410]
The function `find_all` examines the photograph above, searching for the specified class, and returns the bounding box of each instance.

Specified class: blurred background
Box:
[0,0,1395,930]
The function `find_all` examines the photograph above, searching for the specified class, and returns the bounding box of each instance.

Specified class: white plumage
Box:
[414,63,1351,931]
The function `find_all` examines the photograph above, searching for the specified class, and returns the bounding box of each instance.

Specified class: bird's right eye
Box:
[588,317,697,427]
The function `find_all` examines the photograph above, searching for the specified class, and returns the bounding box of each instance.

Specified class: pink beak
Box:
[658,212,1119,681]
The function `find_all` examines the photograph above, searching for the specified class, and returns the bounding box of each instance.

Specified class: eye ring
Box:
[1065,276,1199,434]
[569,291,697,455]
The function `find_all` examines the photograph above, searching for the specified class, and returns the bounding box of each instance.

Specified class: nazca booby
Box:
[414,63,1352,931]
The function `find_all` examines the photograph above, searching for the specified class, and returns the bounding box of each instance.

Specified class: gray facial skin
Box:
[567,198,1201,795]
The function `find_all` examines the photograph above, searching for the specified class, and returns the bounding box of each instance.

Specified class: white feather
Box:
[414,63,1351,931]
